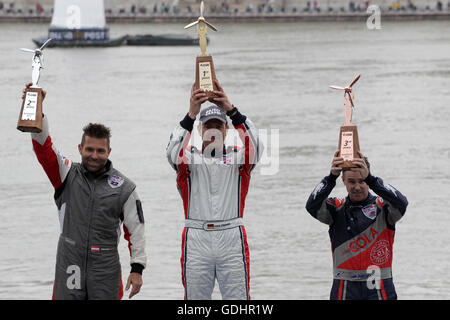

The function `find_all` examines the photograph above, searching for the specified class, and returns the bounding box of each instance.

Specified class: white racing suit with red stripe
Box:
[31,116,147,300]
[306,173,408,300]
[166,109,262,300]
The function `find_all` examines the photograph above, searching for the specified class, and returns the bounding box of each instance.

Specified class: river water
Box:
[0,20,449,300]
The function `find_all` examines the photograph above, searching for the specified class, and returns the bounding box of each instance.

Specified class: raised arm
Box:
[23,83,71,190]
[305,173,341,225]
[166,116,193,173]
[232,111,262,173]
[166,84,207,172]
[352,151,408,225]
[305,152,344,225]
[364,174,408,225]
[211,80,262,173]
[31,115,71,190]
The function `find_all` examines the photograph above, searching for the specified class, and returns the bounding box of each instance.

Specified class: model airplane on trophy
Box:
[330,74,361,168]
[184,1,219,97]
[17,38,52,133]
[184,1,217,28]
[20,38,52,88]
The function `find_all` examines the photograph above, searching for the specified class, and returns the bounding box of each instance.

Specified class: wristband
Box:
[131,263,144,275]
[226,105,238,117]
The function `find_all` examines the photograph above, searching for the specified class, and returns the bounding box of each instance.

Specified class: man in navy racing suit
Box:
[305,150,408,300]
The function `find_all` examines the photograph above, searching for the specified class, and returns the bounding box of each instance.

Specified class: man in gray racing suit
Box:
[27,85,147,299]
[166,80,262,300]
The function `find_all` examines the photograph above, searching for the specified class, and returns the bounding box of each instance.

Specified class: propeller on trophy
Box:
[330,74,361,169]
[17,38,52,133]
[184,1,219,98]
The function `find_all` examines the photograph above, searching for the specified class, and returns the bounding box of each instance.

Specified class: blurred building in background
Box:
[0,0,448,16]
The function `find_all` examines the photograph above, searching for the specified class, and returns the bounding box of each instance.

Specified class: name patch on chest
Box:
[108,175,124,189]
[362,204,377,220]
[220,154,233,167]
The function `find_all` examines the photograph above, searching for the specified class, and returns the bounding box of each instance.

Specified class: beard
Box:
[82,156,107,173]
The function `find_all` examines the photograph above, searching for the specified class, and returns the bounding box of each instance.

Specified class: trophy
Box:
[184,1,218,98]
[330,75,361,168]
[17,38,52,133]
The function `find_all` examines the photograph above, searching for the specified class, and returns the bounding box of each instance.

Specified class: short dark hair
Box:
[81,123,111,147]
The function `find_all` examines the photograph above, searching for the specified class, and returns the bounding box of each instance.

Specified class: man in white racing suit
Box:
[166,80,262,300]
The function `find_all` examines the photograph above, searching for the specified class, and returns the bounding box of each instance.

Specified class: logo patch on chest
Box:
[220,155,233,167]
[370,240,390,265]
[108,175,124,189]
[362,204,377,220]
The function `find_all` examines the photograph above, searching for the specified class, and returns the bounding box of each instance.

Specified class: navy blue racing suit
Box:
[306,172,408,300]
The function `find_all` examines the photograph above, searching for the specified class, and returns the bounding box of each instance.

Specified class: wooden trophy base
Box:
[17,87,44,133]
[195,55,218,98]
[338,124,360,169]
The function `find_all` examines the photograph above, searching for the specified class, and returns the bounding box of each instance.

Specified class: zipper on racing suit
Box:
[84,177,97,290]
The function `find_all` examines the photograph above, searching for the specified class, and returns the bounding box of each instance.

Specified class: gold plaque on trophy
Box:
[184,1,218,98]
[330,75,361,169]
[18,87,44,133]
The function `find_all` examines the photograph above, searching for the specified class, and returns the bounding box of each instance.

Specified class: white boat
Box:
[33,0,126,47]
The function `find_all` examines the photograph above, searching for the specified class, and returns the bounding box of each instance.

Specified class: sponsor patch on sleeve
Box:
[57,151,71,168]
[312,182,325,200]
[136,200,144,223]
[376,197,384,207]
[334,197,345,209]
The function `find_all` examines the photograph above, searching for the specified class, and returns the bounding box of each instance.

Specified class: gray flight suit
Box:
[53,161,136,300]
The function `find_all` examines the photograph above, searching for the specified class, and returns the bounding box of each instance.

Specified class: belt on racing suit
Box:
[185,217,244,231]
[334,267,393,281]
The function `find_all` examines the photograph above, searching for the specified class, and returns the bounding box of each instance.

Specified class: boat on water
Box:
[126,34,206,46]
[32,0,125,48]
[32,0,209,48]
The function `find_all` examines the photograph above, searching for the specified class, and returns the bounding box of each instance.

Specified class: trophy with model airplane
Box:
[184,1,219,98]
[330,74,362,168]
[17,38,52,133]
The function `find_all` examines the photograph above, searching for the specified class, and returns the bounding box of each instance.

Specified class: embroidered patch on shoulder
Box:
[334,197,345,209]
[362,204,377,220]
[377,197,385,207]
[108,175,124,189]
[57,151,71,168]
[64,158,70,167]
